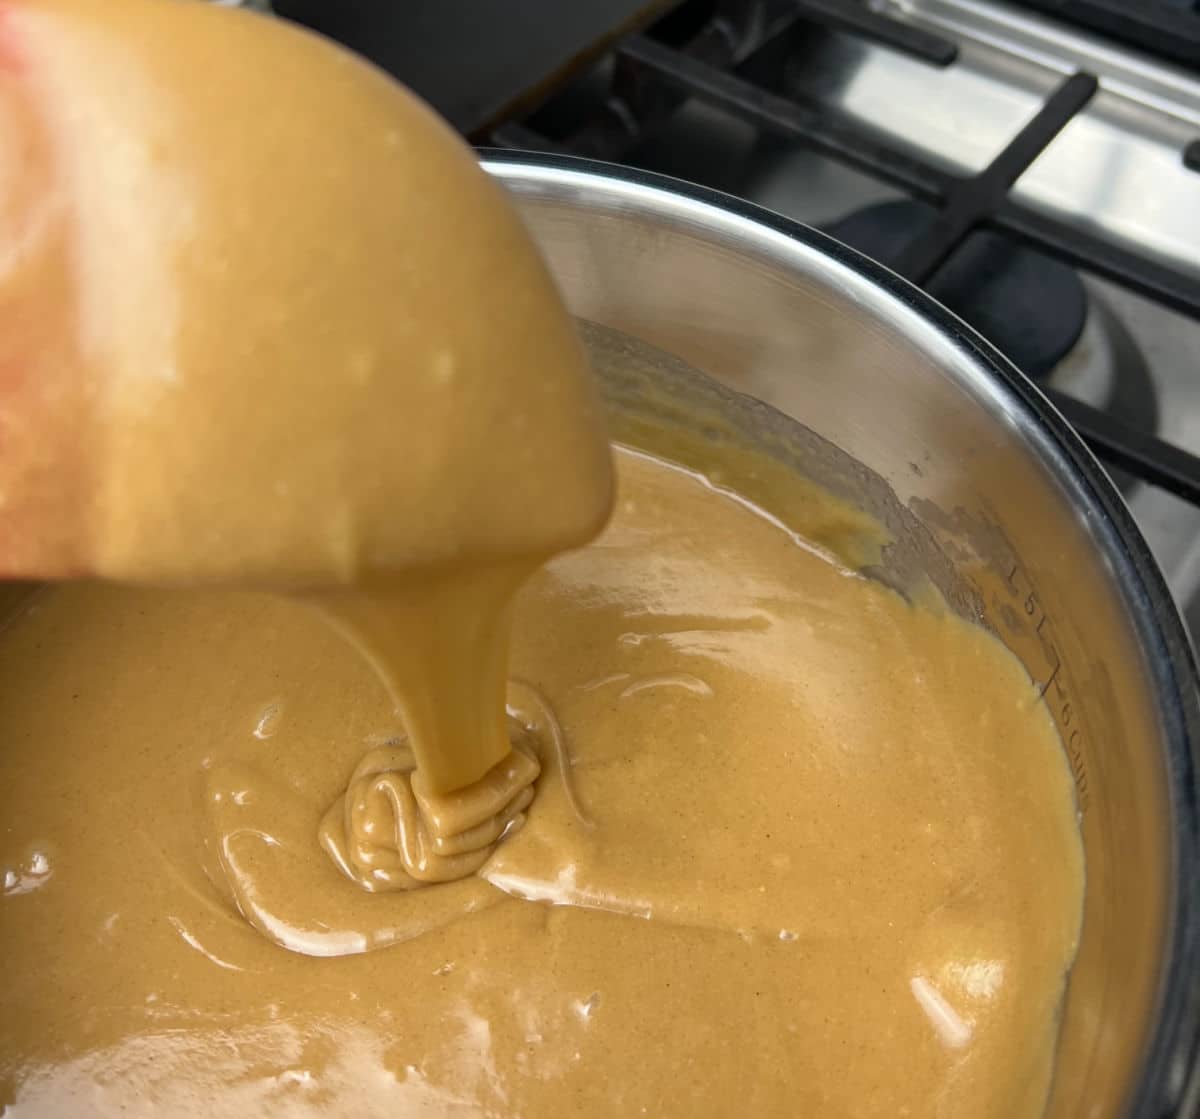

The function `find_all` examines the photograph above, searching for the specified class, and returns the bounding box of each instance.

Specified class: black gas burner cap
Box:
[824,199,1087,381]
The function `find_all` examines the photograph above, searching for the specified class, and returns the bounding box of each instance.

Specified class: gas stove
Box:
[273,0,1200,645]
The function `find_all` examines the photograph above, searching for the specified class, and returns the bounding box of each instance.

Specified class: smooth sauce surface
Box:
[0,447,1084,1117]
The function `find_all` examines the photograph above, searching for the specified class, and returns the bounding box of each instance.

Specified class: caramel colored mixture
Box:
[0,3,1083,1117]
[1,448,1084,1117]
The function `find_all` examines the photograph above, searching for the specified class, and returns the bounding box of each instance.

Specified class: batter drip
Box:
[319,732,539,892]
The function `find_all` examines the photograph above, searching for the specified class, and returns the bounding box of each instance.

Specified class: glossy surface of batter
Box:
[0,447,1085,1118]
[0,2,1083,1114]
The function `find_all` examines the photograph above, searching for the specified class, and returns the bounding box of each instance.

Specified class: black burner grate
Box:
[485,0,1200,507]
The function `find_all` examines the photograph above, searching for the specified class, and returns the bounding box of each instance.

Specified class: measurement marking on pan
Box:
[1007,564,1090,812]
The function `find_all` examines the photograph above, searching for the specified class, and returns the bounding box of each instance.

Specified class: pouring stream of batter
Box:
[0,0,614,858]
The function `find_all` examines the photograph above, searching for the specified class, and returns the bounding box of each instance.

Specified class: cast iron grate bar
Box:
[618,35,948,192]
[791,0,958,66]
[891,72,1097,285]
[1185,139,1200,173]
[616,35,1200,319]
[995,202,1200,318]
[1048,391,1200,507]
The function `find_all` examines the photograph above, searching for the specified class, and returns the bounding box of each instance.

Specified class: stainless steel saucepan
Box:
[484,152,1200,1118]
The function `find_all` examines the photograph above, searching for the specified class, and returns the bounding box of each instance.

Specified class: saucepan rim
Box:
[481,149,1200,1117]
